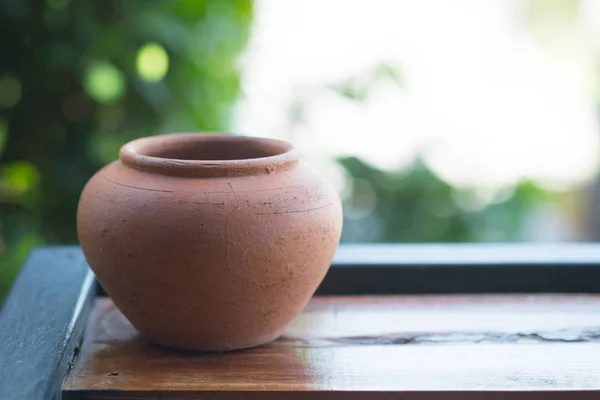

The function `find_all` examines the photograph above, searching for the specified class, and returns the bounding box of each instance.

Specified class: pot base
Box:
[147,331,283,353]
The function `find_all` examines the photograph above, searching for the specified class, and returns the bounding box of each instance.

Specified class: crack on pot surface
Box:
[254,201,335,216]
[104,176,175,193]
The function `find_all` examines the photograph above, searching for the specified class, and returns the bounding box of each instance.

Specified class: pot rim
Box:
[119,133,299,177]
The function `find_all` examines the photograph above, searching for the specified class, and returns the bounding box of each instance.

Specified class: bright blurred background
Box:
[2,0,600,298]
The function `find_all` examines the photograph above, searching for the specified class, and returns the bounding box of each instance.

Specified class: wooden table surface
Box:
[63,295,600,399]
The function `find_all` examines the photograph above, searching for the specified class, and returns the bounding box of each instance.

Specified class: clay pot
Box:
[77,133,342,351]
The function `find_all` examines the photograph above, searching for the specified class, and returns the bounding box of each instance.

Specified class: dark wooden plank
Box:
[63,295,600,399]
[0,247,96,400]
[318,243,600,294]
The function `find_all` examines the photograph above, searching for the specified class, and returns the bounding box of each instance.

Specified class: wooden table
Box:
[63,294,600,399]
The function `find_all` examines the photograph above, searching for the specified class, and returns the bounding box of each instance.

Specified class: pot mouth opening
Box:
[120,133,298,177]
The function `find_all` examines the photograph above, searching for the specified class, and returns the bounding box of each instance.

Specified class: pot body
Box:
[77,134,342,351]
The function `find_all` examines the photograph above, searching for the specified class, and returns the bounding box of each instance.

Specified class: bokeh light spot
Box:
[0,76,22,108]
[0,161,40,197]
[136,43,169,82]
[88,131,131,166]
[84,62,125,104]
[345,178,377,219]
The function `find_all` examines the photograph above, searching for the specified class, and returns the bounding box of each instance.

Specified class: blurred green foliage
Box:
[339,157,552,243]
[0,0,253,299]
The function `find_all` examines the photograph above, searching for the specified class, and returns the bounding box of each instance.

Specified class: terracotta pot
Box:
[77,133,342,351]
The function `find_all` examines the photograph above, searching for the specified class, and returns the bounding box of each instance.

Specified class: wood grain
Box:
[63,295,600,399]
